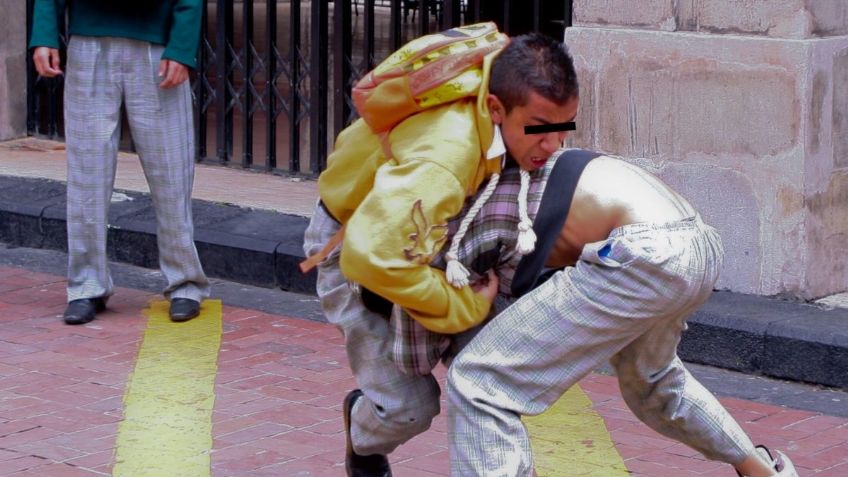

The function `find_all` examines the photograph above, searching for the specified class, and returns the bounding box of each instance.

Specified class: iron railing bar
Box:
[390,0,402,51]
[289,0,302,172]
[242,0,254,168]
[503,0,510,34]
[334,0,352,139]
[266,0,278,169]
[364,0,375,70]
[46,79,56,137]
[418,0,430,35]
[26,0,36,135]
[533,0,540,32]
[309,0,328,173]
[197,1,209,160]
[442,0,461,29]
[215,0,234,163]
[468,0,479,23]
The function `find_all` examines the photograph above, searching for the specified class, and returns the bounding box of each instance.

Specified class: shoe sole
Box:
[343,390,362,476]
[64,315,96,325]
[169,311,200,323]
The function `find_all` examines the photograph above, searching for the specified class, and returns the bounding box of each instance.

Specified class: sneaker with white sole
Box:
[737,445,798,477]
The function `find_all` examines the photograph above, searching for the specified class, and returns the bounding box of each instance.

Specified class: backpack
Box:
[352,22,509,136]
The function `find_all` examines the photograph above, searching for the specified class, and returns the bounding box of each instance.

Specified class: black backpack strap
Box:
[510,149,602,298]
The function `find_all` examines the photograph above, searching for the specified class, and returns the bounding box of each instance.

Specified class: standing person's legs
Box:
[64,37,123,319]
[303,204,441,458]
[121,41,209,309]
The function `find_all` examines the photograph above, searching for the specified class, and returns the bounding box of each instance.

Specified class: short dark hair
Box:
[489,33,578,112]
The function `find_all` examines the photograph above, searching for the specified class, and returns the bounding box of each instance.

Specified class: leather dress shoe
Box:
[343,389,392,477]
[63,298,105,325]
[169,298,200,322]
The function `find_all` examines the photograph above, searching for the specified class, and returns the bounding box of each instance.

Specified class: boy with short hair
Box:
[302,28,579,476]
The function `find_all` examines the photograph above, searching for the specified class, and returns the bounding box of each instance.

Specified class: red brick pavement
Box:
[0,265,846,476]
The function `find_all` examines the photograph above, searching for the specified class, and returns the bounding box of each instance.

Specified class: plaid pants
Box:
[388,294,514,375]
[303,202,441,455]
[64,36,209,302]
[447,217,756,476]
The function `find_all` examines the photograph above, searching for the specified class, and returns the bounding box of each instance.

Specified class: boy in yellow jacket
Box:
[302,27,579,476]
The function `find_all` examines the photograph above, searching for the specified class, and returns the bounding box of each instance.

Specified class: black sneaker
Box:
[343,390,392,477]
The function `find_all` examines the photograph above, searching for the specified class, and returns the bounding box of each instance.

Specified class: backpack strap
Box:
[299,225,345,274]
[510,149,602,298]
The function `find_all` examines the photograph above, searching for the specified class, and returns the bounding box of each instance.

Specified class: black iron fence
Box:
[26,0,572,176]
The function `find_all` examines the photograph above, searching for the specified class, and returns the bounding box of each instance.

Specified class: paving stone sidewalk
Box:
[1,264,847,476]
[2,137,848,391]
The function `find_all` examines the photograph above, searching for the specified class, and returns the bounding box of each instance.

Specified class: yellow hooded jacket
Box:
[318,24,507,334]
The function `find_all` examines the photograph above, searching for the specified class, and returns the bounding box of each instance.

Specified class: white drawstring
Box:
[515,169,537,255]
[445,172,501,288]
[444,127,539,288]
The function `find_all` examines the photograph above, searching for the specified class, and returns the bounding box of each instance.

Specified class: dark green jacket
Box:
[29,0,203,69]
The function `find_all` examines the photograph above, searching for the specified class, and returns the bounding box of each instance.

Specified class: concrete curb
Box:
[0,175,317,295]
[680,292,848,389]
[1,175,845,390]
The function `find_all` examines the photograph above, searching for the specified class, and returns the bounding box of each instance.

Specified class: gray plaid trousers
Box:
[303,202,442,455]
[63,36,209,302]
[446,217,756,476]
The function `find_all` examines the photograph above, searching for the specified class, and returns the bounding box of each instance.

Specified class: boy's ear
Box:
[487,94,505,124]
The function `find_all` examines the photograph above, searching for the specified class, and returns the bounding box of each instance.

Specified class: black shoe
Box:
[343,390,392,477]
[169,298,200,322]
[63,298,105,325]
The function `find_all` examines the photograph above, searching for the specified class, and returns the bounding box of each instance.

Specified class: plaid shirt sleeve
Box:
[388,159,555,375]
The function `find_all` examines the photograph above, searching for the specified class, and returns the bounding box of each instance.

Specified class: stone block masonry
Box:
[565,16,848,299]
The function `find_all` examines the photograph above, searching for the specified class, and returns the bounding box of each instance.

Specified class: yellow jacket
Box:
[319,28,506,333]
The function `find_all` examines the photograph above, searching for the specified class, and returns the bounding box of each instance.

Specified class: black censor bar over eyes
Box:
[524,122,576,135]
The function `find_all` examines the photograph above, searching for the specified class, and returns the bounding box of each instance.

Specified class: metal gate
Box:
[26,0,572,176]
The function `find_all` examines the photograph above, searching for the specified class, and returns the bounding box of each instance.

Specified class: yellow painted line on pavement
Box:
[113,300,222,477]
[526,384,629,477]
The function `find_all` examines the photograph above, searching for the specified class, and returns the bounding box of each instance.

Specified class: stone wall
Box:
[566,0,848,299]
[574,0,848,38]
[0,0,28,141]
